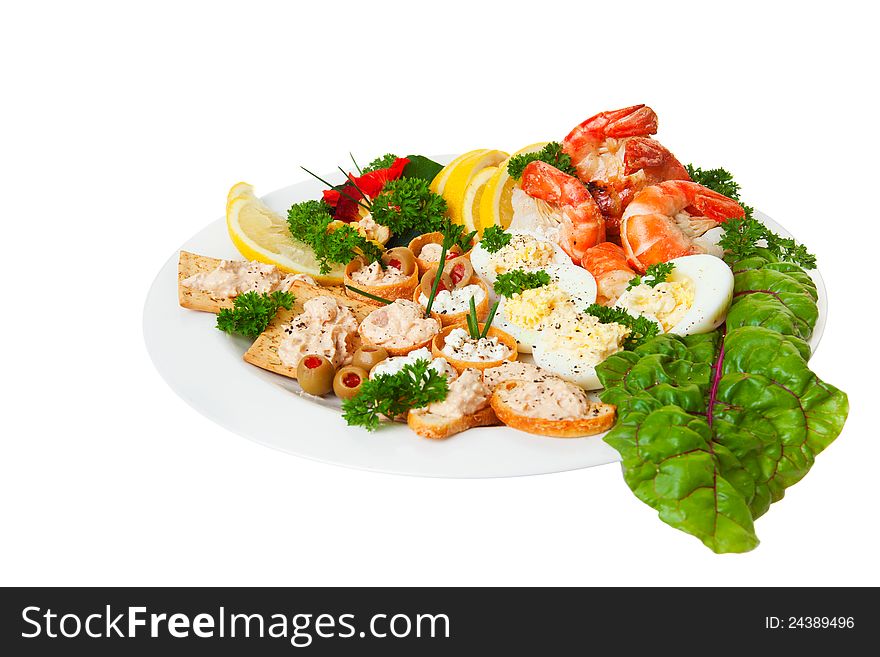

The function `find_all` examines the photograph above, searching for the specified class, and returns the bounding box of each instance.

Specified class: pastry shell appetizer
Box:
[431,323,518,373]
[344,247,419,306]
[489,380,616,438]
[413,277,490,327]
[358,299,442,357]
[408,231,466,276]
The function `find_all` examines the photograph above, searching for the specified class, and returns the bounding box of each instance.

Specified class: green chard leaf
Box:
[216,291,295,340]
[595,257,848,553]
[507,142,577,179]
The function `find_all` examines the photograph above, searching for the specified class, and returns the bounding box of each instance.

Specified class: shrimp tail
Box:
[623,136,690,181]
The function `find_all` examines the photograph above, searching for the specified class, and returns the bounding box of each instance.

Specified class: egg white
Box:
[665,254,734,335]
[531,347,603,390]
[494,263,597,354]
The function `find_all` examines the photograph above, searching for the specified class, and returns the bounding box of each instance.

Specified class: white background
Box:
[2,1,877,586]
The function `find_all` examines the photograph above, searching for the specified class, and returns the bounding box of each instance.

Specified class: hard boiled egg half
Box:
[614,254,733,336]
[471,229,570,301]
[493,263,597,354]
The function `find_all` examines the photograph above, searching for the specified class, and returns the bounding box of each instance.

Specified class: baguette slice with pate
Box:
[407,368,500,439]
[490,380,616,438]
[407,405,499,440]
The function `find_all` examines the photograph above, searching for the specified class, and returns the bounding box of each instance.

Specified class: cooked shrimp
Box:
[620,180,745,272]
[562,104,690,241]
[580,242,636,305]
[520,160,605,262]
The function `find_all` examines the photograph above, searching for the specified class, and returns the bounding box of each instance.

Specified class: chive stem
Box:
[345,285,392,305]
[480,300,500,339]
[423,243,448,317]
[467,296,480,339]
[349,152,363,176]
[300,166,371,212]
[337,166,372,208]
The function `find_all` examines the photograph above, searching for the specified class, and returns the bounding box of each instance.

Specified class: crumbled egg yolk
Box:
[616,279,695,332]
[504,283,570,329]
[542,307,630,366]
[491,235,556,275]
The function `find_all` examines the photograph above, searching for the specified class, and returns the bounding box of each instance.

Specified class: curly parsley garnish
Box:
[719,217,817,269]
[479,225,512,253]
[362,153,398,174]
[685,165,743,201]
[687,163,817,269]
[216,291,294,340]
[627,262,675,290]
[507,142,577,180]
[585,303,659,350]
[286,200,383,274]
[369,177,448,236]
[342,360,449,431]
[444,222,477,253]
[493,269,551,298]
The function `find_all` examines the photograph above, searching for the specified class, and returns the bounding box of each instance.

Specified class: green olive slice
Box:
[383,247,417,277]
[351,346,389,372]
[420,267,454,299]
[446,257,474,288]
[333,366,369,399]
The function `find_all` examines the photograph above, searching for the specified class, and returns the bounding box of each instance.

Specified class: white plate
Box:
[143,167,827,478]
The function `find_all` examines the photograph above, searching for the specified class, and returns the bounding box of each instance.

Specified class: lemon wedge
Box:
[479,142,549,231]
[226,183,344,285]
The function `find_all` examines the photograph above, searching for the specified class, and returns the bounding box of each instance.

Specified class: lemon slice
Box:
[440,149,509,226]
[461,166,498,234]
[226,183,344,285]
[429,151,479,196]
[479,142,549,231]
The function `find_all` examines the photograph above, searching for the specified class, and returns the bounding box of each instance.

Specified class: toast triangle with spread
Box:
[177,251,238,313]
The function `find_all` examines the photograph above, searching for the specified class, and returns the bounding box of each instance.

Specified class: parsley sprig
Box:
[216,291,294,340]
[286,200,383,274]
[370,178,448,236]
[507,142,577,180]
[444,222,477,253]
[342,360,449,431]
[479,226,512,254]
[687,163,817,269]
[685,165,743,201]
[585,303,659,350]
[719,217,817,269]
[363,153,398,174]
[493,269,551,298]
[627,262,675,290]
